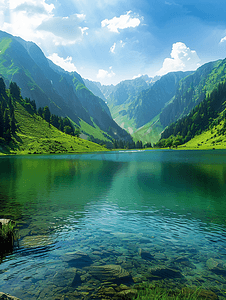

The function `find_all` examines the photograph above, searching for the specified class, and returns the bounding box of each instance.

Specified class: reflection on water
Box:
[0,150,226,299]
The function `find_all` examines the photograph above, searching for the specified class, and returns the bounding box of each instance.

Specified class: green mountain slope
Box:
[156,80,226,149]
[127,71,192,129]
[159,60,223,127]
[0,79,107,155]
[0,30,131,145]
[87,76,158,134]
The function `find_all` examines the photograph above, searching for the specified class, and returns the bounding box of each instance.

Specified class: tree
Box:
[64,125,73,135]
[74,128,80,137]
[0,106,4,138]
[9,82,20,99]
[10,110,16,134]
[43,106,51,124]
[38,107,44,117]
[3,110,10,133]
[0,78,6,93]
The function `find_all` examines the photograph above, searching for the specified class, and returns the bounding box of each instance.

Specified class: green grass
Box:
[178,121,226,150]
[133,283,215,300]
[0,102,108,155]
[0,220,16,257]
[0,222,15,240]
[132,115,163,144]
[78,118,112,142]
[108,103,137,134]
[0,38,12,55]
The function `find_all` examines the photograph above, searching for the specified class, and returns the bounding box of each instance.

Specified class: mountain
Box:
[85,75,160,135]
[0,78,107,155]
[156,79,226,149]
[102,75,157,106]
[83,79,108,104]
[134,60,226,145]
[159,60,224,128]
[0,30,132,145]
[127,71,192,129]
[99,58,226,146]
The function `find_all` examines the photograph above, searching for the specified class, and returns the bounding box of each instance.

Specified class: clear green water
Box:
[0,150,226,299]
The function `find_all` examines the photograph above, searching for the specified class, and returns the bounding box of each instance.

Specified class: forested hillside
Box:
[159,59,225,128]
[0,30,132,146]
[0,78,107,155]
[156,80,226,148]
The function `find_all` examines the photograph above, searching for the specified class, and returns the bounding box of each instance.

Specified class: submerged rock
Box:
[0,293,21,300]
[20,235,52,248]
[63,251,93,268]
[52,268,82,288]
[173,256,196,269]
[89,264,131,282]
[206,258,226,276]
[148,266,183,280]
[117,289,138,299]
[206,258,219,270]
[138,248,155,261]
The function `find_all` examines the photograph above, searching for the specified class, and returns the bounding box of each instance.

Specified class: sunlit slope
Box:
[132,115,163,144]
[179,121,226,150]
[0,102,107,155]
[0,31,132,144]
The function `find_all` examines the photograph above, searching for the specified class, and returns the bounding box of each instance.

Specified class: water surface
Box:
[0,150,226,299]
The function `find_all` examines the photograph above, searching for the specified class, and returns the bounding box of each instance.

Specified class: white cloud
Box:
[110,42,116,53]
[0,0,55,44]
[132,74,142,79]
[97,67,115,79]
[220,36,226,43]
[110,40,126,54]
[157,42,200,76]
[47,53,78,72]
[0,1,87,48]
[9,0,54,12]
[101,11,141,33]
[37,14,87,42]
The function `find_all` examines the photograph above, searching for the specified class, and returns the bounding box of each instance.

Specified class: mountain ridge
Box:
[0,30,132,146]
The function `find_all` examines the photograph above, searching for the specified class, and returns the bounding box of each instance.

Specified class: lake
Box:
[0,149,226,299]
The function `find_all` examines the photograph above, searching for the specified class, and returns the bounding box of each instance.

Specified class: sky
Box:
[1,0,226,85]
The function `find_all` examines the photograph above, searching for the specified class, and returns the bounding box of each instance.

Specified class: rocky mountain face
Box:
[85,59,226,145]
[159,60,223,128]
[84,75,160,134]
[127,71,192,128]
[0,30,131,143]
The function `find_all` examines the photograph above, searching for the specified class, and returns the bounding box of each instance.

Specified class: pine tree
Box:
[43,106,51,124]
[9,82,20,99]
[0,105,4,138]
[0,77,6,93]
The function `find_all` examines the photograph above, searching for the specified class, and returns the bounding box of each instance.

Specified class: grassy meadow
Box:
[0,102,107,156]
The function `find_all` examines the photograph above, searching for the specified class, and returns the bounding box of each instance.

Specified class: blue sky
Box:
[1,0,226,85]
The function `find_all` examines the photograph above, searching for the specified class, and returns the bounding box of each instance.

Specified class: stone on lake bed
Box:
[0,293,21,300]
[117,289,138,298]
[20,235,53,248]
[89,264,131,282]
[206,258,219,270]
[52,268,81,288]
[206,258,226,276]
[138,248,155,261]
[63,251,93,268]
[148,266,183,279]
